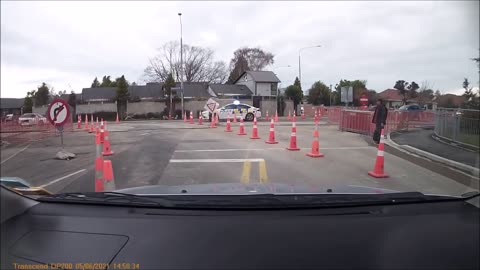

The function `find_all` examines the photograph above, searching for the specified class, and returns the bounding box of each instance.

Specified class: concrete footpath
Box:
[390,128,479,169]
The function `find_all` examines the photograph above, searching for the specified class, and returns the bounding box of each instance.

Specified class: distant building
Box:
[233,71,280,97]
[129,83,164,101]
[81,87,116,103]
[0,98,24,116]
[207,84,253,99]
[377,89,437,109]
[433,94,466,108]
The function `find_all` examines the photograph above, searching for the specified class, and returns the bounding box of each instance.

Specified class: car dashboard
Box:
[1,188,479,270]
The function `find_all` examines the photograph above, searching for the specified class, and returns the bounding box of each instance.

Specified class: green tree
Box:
[367,90,377,105]
[462,78,480,109]
[100,76,113,87]
[434,89,441,98]
[407,81,420,99]
[394,80,409,104]
[115,75,130,119]
[227,55,249,83]
[164,73,176,116]
[34,82,50,106]
[307,81,330,105]
[91,77,100,88]
[293,77,302,92]
[285,84,303,113]
[23,90,36,113]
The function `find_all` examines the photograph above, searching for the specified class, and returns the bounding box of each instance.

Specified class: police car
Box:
[202,101,261,121]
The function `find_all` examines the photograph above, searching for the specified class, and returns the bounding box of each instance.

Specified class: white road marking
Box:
[170,158,265,163]
[0,144,30,165]
[174,146,371,153]
[39,169,87,188]
[140,132,150,136]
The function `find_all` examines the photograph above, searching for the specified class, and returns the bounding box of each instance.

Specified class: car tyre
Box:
[245,113,254,121]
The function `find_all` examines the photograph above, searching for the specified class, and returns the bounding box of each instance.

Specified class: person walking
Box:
[372,98,388,144]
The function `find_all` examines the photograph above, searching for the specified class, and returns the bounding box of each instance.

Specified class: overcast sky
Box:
[1,1,479,98]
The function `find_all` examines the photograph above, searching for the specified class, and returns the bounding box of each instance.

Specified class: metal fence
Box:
[434,108,480,148]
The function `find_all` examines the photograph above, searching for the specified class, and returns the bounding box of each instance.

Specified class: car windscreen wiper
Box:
[38,192,176,207]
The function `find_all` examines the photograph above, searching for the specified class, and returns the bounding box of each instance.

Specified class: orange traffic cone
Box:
[94,132,104,192]
[198,112,203,125]
[314,110,318,123]
[77,115,81,129]
[116,112,120,123]
[306,123,324,157]
[84,114,89,131]
[183,111,187,122]
[225,114,233,132]
[287,119,300,151]
[265,111,269,121]
[102,121,114,156]
[89,114,94,133]
[237,117,247,135]
[233,112,237,123]
[210,113,216,128]
[265,119,278,144]
[250,115,260,139]
[274,110,279,122]
[189,111,194,124]
[287,111,291,121]
[103,160,116,191]
[368,129,389,178]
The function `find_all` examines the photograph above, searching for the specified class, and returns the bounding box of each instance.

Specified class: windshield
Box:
[1,1,479,206]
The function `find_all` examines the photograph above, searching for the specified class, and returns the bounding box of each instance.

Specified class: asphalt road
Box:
[1,120,476,196]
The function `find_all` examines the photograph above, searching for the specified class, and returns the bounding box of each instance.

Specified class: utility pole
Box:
[178,13,184,116]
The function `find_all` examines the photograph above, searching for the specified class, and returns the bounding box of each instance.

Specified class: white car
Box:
[18,113,47,126]
[202,103,261,121]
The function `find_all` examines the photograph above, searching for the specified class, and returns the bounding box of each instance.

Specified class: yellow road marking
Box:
[241,160,251,184]
[259,160,268,183]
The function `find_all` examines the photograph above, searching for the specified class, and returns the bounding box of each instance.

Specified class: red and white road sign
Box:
[47,98,71,127]
[360,94,368,106]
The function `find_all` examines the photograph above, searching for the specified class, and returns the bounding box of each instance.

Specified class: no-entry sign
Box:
[47,98,71,127]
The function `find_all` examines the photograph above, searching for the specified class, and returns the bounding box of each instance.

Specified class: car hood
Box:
[115,183,399,195]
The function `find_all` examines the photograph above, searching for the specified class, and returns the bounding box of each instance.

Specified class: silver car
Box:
[18,113,47,126]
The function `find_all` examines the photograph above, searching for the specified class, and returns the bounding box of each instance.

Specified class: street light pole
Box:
[298,45,322,89]
[178,13,184,116]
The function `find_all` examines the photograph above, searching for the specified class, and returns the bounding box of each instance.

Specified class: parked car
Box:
[202,103,261,121]
[18,113,47,126]
[5,114,14,122]
[398,104,424,121]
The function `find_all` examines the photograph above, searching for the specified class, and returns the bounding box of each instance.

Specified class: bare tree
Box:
[143,41,227,83]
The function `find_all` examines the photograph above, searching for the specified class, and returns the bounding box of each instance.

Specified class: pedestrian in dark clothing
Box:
[372,99,388,144]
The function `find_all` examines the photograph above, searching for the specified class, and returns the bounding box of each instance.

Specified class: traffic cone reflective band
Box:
[250,115,260,139]
[306,123,324,157]
[237,117,247,135]
[233,112,237,123]
[198,112,203,125]
[116,112,120,123]
[94,132,104,192]
[225,114,232,132]
[265,111,269,121]
[189,111,194,124]
[103,160,116,191]
[368,129,389,178]
[89,114,94,133]
[84,114,89,131]
[77,115,81,129]
[265,119,278,144]
[274,110,279,122]
[287,121,300,151]
[102,121,114,156]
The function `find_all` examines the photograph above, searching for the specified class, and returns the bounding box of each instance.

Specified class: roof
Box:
[60,93,82,102]
[0,98,24,109]
[82,87,117,101]
[434,94,466,107]
[129,82,164,99]
[377,89,404,101]
[175,82,212,98]
[234,71,281,83]
[209,84,253,96]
